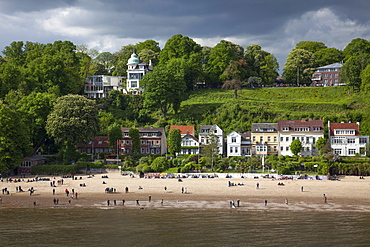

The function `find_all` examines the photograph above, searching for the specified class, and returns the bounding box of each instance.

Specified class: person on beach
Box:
[301,186,304,192]
[125,187,129,193]
[256,183,259,189]
[107,200,110,206]
[114,200,116,206]
[285,198,288,205]
[324,196,327,203]
[161,199,163,206]
[148,195,151,202]
[122,199,125,205]
[75,192,78,199]
[164,186,167,192]
[237,199,240,207]
[264,200,267,206]
[52,188,55,195]
[136,199,140,206]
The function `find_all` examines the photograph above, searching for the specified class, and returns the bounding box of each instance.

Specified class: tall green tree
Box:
[150,156,169,172]
[46,95,99,146]
[128,127,140,154]
[290,139,302,156]
[221,60,242,99]
[168,128,182,156]
[295,41,327,53]
[283,49,315,85]
[314,48,344,67]
[0,102,31,172]
[108,123,123,154]
[141,62,186,119]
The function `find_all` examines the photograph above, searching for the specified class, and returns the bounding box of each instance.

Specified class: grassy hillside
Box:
[167,87,370,136]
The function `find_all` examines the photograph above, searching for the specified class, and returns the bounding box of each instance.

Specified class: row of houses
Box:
[77,119,369,158]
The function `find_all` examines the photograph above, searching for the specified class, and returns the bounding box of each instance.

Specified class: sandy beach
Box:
[1,172,370,212]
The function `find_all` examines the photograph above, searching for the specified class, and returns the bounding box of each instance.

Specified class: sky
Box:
[0,0,370,72]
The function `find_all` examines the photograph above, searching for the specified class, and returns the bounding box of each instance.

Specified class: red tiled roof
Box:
[277,119,323,131]
[170,125,195,135]
[329,123,359,136]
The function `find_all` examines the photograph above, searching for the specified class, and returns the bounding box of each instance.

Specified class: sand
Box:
[1,172,370,212]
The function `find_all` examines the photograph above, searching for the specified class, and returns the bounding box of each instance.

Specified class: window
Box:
[360,138,367,144]
[313,147,316,151]
[274,136,277,142]
[146,148,149,153]
[280,137,283,142]
[292,137,295,141]
[252,136,256,142]
[131,81,138,88]
[348,138,355,144]
[280,146,284,151]
[267,136,271,142]
[274,146,277,152]
[141,148,145,153]
[260,136,263,142]
[267,146,271,152]
[301,137,304,142]
[286,146,289,151]
[256,145,267,152]
[306,147,310,152]
[230,147,233,153]
[282,127,289,131]
[335,130,355,135]
[235,147,238,153]
[286,137,289,142]
[334,149,342,155]
[348,149,356,155]
[126,140,130,145]
[306,137,310,143]
[232,137,236,143]
[313,137,316,144]
[156,149,160,154]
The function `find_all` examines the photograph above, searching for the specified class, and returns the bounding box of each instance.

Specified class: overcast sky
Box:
[1,0,369,72]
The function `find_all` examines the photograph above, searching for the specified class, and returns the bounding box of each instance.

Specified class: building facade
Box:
[199,125,224,155]
[170,125,199,155]
[120,127,166,156]
[278,119,324,156]
[311,63,343,87]
[227,131,251,157]
[251,123,279,157]
[126,53,152,94]
[77,136,111,159]
[85,75,125,98]
[328,121,369,156]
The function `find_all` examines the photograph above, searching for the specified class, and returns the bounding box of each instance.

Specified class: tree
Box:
[108,123,122,154]
[95,52,115,75]
[361,64,370,92]
[168,128,182,156]
[343,38,370,60]
[295,41,327,53]
[283,49,315,85]
[128,127,140,154]
[16,92,56,153]
[202,133,219,170]
[316,137,326,151]
[46,95,99,147]
[341,53,370,91]
[141,63,186,119]
[0,102,31,172]
[314,48,344,67]
[150,156,169,172]
[290,139,302,156]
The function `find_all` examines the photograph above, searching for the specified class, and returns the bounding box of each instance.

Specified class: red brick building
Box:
[311,63,343,86]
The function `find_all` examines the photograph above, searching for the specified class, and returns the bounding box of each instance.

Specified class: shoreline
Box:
[1,173,370,212]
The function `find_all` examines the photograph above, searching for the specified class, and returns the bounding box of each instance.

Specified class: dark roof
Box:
[277,119,324,131]
[252,123,278,132]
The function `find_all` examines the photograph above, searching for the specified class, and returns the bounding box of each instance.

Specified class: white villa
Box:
[328,121,369,156]
[126,53,152,94]
[278,119,324,156]
[169,125,199,155]
[227,131,251,157]
[199,125,224,155]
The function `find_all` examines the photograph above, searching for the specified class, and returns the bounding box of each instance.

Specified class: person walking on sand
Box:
[107,200,110,206]
[148,195,151,202]
[285,198,288,205]
[264,200,267,206]
[136,199,140,206]
[301,186,304,192]
[323,196,327,203]
[161,199,164,206]
[122,199,125,205]
[164,186,167,192]
[256,183,259,189]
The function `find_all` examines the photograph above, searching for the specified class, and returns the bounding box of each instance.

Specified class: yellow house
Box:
[251,123,279,156]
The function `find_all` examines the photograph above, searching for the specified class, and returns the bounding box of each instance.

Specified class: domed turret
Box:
[127,53,140,65]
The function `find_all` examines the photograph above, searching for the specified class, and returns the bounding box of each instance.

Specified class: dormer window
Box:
[282,127,289,131]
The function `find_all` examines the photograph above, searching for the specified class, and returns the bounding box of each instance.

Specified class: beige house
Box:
[251,123,279,156]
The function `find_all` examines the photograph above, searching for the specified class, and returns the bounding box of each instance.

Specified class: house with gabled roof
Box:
[251,123,279,157]
[169,125,195,136]
[278,119,324,156]
[170,125,199,155]
[227,131,251,157]
[199,124,224,155]
[311,63,343,87]
[328,121,369,156]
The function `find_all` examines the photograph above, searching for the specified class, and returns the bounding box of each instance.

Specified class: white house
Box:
[180,133,200,155]
[85,75,125,98]
[199,125,224,155]
[278,119,324,156]
[227,131,251,157]
[328,121,369,156]
[126,53,152,94]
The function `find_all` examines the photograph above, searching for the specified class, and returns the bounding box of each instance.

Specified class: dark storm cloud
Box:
[0,0,369,69]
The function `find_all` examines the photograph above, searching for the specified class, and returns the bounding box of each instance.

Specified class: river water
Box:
[1,207,369,246]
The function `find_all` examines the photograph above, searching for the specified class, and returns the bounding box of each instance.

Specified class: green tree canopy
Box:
[141,62,186,119]
[150,156,169,172]
[168,128,182,156]
[0,102,31,172]
[290,138,302,156]
[202,133,219,170]
[295,41,327,53]
[108,123,123,153]
[46,94,99,146]
[128,127,140,154]
[283,49,315,85]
